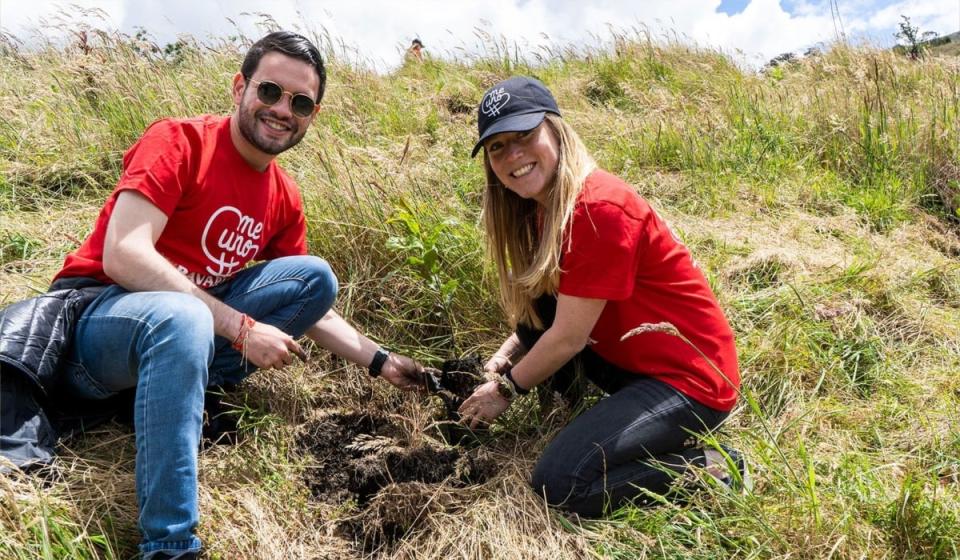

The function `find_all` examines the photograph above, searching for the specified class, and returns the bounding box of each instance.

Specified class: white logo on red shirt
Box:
[201,206,263,278]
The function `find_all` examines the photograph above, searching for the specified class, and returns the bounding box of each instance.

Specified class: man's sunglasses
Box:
[247,78,318,118]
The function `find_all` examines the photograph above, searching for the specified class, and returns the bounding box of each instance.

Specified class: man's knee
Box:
[288,255,338,314]
[305,255,338,296]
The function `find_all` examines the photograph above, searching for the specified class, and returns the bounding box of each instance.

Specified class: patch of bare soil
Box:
[300,404,494,553]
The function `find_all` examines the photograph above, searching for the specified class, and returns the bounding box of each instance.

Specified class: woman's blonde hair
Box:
[482,114,596,329]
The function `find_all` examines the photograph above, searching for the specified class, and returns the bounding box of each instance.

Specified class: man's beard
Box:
[236,107,306,156]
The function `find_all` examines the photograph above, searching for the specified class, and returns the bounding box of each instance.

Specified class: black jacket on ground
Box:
[0,278,106,471]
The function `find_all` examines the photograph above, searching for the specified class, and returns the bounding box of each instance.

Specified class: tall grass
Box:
[2,18,960,559]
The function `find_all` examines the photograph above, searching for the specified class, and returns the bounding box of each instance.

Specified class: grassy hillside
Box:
[921,32,960,57]
[2,23,960,559]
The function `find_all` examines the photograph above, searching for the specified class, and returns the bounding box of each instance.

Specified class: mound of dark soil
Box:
[300,409,495,551]
[300,411,399,503]
[437,356,484,396]
[341,481,456,551]
[425,356,484,417]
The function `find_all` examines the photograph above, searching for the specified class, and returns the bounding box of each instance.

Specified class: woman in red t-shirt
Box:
[459,76,747,516]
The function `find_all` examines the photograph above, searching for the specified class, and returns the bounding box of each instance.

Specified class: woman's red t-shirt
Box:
[557,169,740,411]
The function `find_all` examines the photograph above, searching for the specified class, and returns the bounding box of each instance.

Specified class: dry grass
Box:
[3,16,960,560]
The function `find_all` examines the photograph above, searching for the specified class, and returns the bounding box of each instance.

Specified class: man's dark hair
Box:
[241,31,326,103]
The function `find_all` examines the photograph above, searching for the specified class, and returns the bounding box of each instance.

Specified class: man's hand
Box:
[241,321,306,370]
[459,380,511,430]
[380,353,425,391]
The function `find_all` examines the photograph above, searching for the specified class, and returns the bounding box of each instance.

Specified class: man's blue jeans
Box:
[60,256,337,557]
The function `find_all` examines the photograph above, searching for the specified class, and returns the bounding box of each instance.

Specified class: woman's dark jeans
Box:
[518,296,729,517]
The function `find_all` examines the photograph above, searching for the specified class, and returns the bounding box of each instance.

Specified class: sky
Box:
[1,1,958,70]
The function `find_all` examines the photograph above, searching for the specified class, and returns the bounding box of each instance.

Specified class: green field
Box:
[2,21,960,560]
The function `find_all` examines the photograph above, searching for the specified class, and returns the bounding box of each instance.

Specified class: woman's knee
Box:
[534,459,625,517]
[531,456,582,507]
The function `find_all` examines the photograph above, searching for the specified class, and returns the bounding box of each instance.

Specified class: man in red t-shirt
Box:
[52,32,424,560]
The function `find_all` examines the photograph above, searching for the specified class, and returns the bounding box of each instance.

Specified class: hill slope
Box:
[2,26,960,559]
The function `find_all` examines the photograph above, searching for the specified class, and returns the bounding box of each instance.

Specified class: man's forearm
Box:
[101,190,247,340]
[104,244,242,340]
[305,309,379,367]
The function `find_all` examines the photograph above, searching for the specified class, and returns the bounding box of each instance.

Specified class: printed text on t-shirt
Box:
[201,205,263,279]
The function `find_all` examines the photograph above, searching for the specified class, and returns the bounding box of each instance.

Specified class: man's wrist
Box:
[231,314,256,351]
[368,347,390,377]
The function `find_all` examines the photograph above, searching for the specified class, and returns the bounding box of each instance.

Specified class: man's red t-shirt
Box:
[54,115,308,288]
[558,170,740,411]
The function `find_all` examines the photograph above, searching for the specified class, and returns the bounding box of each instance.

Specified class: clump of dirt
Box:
[300,409,495,551]
[438,356,484,395]
[422,356,488,445]
[426,356,485,416]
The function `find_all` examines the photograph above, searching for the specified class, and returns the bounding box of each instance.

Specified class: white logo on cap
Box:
[481,87,510,117]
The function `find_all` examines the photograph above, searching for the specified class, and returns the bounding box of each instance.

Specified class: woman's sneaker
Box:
[704,445,752,493]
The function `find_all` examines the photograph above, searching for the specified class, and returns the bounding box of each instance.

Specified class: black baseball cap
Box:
[471,76,561,158]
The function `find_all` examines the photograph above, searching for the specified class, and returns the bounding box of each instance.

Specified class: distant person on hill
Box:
[458,76,747,516]
[406,38,424,62]
[42,31,424,559]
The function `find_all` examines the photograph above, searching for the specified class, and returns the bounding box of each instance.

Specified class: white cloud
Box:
[1,0,956,70]
[867,0,958,36]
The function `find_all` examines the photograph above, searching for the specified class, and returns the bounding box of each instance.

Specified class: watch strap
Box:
[495,376,517,401]
[504,368,530,395]
[368,347,389,377]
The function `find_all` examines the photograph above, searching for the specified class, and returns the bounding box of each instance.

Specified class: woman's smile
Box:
[511,162,535,178]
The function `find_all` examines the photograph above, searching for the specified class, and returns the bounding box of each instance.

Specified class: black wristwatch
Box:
[368,347,389,377]
[504,368,530,396]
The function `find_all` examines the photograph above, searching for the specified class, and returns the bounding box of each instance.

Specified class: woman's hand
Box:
[483,354,512,376]
[459,380,511,429]
[379,352,426,391]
